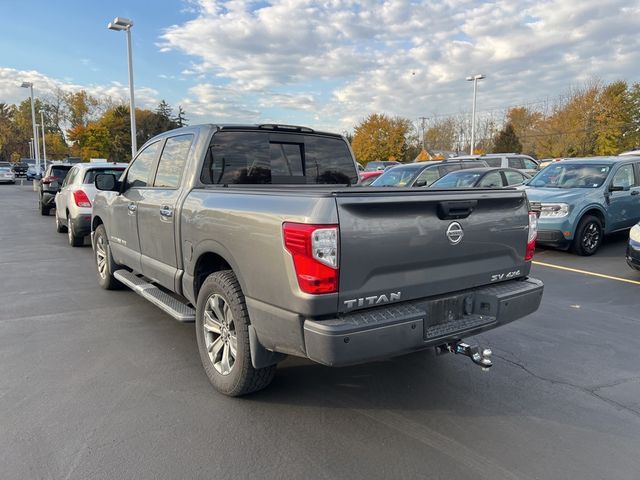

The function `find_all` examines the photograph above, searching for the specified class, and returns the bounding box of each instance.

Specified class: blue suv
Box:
[525,157,640,255]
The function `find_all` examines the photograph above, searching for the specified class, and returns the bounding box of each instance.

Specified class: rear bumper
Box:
[536,229,570,249]
[71,213,92,236]
[303,277,544,366]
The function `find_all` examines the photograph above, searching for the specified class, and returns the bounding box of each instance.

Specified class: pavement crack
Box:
[494,353,640,420]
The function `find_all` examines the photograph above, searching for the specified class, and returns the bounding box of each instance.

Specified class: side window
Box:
[414,167,440,187]
[126,141,161,188]
[153,135,194,188]
[523,158,538,170]
[478,171,504,188]
[508,157,525,169]
[612,164,636,189]
[485,157,502,167]
[63,168,77,187]
[504,170,526,185]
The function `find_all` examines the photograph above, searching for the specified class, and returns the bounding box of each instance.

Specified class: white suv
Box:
[455,154,539,176]
[55,162,127,246]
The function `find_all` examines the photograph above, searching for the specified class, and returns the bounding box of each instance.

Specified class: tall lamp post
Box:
[40,111,47,170]
[466,74,485,155]
[21,82,40,174]
[107,17,137,158]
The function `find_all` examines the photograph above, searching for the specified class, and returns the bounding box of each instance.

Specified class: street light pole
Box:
[108,17,137,158]
[29,140,33,159]
[40,111,47,170]
[21,82,40,169]
[466,74,485,155]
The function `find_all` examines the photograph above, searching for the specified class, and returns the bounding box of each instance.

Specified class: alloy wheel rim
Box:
[582,222,600,251]
[203,294,237,375]
[95,234,107,279]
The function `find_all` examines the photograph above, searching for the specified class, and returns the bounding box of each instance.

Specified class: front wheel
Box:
[93,224,122,290]
[572,215,603,256]
[55,214,67,233]
[196,270,276,396]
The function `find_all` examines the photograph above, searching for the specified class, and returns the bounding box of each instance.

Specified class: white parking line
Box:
[532,260,640,286]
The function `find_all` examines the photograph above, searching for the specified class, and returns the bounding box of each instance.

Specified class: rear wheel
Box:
[67,215,84,247]
[93,224,122,290]
[572,215,603,256]
[196,270,276,396]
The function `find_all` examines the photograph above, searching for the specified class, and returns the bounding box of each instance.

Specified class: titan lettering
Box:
[343,292,402,309]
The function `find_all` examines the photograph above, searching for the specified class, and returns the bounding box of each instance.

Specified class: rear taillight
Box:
[73,190,92,208]
[525,211,537,261]
[41,175,55,184]
[283,223,339,294]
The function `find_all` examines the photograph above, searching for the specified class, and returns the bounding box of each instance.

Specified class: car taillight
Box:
[525,211,537,261]
[42,175,55,184]
[73,190,92,208]
[283,223,339,294]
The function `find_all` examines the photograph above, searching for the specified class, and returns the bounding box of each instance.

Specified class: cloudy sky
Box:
[1,0,638,131]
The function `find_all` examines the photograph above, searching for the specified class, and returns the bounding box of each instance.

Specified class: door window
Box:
[153,135,194,188]
[504,170,526,185]
[508,157,525,169]
[523,158,538,170]
[478,171,504,187]
[612,164,636,189]
[484,157,502,167]
[413,167,441,187]
[126,141,161,188]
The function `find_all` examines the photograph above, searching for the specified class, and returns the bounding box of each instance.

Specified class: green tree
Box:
[492,123,522,153]
[351,113,412,163]
[174,105,188,127]
[156,100,172,120]
[65,90,99,128]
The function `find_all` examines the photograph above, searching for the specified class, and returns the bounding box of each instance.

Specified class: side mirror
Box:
[414,180,427,187]
[95,173,118,192]
[609,184,625,192]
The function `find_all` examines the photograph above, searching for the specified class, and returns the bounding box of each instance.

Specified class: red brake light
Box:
[73,190,92,208]
[42,175,55,184]
[525,211,537,261]
[283,223,339,294]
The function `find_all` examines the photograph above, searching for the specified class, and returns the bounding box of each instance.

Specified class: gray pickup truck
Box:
[91,124,543,396]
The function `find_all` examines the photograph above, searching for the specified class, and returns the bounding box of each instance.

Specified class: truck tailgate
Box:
[336,189,532,313]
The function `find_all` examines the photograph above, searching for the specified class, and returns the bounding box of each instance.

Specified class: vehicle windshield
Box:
[371,166,420,187]
[528,164,611,188]
[431,171,483,188]
[84,168,125,184]
[51,167,71,178]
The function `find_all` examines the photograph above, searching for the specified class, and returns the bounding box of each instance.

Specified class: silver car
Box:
[55,162,127,246]
[0,165,15,184]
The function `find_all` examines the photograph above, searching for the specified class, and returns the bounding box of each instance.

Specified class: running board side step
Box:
[114,270,195,322]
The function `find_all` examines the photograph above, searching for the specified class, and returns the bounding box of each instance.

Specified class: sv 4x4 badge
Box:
[490,270,521,282]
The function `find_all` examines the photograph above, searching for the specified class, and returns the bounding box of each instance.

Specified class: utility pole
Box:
[418,116,427,150]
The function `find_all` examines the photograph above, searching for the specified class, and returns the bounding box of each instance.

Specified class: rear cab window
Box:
[201,131,358,185]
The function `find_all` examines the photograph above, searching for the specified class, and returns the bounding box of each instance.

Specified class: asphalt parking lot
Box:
[1,183,640,480]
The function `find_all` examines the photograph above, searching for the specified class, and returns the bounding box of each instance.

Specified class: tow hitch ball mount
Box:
[438,340,493,370]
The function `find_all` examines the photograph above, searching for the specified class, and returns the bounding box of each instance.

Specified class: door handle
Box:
[631,190,639,196]
[160,205,173,218]
[128,202,137,212]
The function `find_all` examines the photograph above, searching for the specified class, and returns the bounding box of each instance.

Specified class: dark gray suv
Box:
[39,164,72,215]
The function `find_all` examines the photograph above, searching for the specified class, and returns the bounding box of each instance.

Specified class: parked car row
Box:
[358,155,640,261]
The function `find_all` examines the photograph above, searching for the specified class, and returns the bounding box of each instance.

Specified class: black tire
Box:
[55,214,67,233]
[93,224,123,290]
[40,201,50,216]
[572,215,603,256]
[196,270,276,396]
[67,215,84,247]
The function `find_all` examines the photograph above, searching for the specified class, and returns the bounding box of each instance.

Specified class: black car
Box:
[39,164,72,215]
[429,167,531,188]
[12,160,29,177]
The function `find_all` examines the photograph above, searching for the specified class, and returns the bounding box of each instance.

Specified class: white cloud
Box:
[159,0,640,130]
[0,67,160,109]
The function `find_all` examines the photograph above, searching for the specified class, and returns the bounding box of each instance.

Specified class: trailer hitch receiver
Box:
[439,340,493,370]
